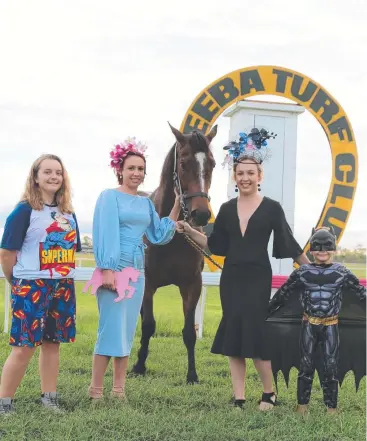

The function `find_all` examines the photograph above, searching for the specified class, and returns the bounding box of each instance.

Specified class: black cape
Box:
[266,287,366,390]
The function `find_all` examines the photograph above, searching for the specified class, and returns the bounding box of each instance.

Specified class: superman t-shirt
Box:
[1,202,82,279]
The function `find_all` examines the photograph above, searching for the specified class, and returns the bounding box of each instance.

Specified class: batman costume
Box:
[267,228,366,409]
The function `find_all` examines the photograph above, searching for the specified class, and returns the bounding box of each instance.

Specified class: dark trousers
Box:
[297,320,339,408]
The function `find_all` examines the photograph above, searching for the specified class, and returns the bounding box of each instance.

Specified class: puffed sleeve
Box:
[207,203,228,256]
[272,202,303,259]
[145,198,176,245]
[92,190,120,270]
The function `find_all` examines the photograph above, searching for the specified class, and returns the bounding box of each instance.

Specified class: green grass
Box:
[0,282,365,441]
[75,253,96,268]
[345,263,366,279]
[76,255,366,279]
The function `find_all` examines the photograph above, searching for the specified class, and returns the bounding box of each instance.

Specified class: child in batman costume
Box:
[268,227,366,414]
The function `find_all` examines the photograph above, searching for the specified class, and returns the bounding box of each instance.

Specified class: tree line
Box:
[335,245,366,264]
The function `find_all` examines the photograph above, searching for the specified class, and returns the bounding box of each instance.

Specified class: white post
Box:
[194,286,207,339]
[223,99,305,276]
[4,281,10,334]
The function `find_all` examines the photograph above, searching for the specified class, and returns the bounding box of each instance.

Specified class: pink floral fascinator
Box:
[110,137,148,169]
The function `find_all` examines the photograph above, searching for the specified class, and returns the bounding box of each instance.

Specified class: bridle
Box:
[172,142,210,222]
[172,141,223,271]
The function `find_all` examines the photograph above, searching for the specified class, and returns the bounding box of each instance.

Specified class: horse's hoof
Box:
[131,364,146,376]
[186,374,199,385]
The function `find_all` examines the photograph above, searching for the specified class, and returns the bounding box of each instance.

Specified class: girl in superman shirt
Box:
[0,154,81,415]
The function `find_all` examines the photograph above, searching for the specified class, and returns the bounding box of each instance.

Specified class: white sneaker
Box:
[40,392,63,413]
[0,397,14,416]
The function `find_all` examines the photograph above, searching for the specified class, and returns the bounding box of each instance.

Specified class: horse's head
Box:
[169,123,217,227]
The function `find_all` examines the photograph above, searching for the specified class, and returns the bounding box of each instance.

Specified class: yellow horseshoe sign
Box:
[180,65,358,271]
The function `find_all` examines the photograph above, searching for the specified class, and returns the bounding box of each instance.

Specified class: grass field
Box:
[75,254,367,279]
[344,263,366,279]
[0,279,366,441]
[75,253,96,268]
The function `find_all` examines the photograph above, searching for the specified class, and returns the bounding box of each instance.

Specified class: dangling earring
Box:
[257,184,261,192]
[235,184,238,193]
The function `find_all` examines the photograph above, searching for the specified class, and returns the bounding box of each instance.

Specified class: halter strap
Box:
[172,142,210,222]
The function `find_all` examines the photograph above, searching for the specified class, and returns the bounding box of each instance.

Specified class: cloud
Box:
[0,0,366,250]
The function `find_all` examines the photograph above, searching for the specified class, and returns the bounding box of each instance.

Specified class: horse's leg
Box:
[132,283,156,375]
[180,278,201,384]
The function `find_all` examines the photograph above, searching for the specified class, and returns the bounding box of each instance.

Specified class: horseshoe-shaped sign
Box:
[180,66,358,271]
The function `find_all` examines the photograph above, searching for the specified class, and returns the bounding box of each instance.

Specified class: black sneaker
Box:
[230,397,246,409]
[0,398,14,415]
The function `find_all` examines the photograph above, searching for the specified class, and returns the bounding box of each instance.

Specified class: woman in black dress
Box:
[177,156,309,410]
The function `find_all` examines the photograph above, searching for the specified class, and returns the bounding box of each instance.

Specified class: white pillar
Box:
[223,99,305,276]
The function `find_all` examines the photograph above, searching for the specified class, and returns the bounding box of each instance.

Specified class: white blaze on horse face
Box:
[195,152,206,192]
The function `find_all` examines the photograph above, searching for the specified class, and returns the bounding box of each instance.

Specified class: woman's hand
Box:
[177,221,208,248]
[176,221,193,235]
[102,269,116,291]
[174,187,181,206]
[168,188,182,222]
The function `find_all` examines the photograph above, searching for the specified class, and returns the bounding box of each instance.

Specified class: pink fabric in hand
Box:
[83,267,140,302]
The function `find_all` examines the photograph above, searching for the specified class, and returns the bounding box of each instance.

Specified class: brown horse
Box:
[132,123,217,383]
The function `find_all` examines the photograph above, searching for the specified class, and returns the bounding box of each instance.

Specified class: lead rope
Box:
[182,231,223,271]
[181,190,223,271]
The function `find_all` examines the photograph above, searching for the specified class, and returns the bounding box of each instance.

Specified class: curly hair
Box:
[114,151,146,185]
[21,154,73,214]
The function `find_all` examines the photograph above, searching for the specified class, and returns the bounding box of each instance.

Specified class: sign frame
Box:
[180,65,358,270]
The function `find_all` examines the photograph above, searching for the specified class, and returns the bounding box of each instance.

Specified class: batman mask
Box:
[310,228,336,252]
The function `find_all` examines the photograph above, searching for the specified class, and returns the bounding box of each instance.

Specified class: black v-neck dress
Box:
[208,197,303,359]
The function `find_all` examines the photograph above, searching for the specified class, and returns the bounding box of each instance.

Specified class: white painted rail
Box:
[0,267,220,337]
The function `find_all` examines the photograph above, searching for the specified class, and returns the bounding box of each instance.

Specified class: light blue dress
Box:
[92,189,176,357]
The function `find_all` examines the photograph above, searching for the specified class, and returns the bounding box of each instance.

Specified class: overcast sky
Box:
[0,0,366,249]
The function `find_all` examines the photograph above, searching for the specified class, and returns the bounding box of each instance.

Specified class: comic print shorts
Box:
[10,277,76,347]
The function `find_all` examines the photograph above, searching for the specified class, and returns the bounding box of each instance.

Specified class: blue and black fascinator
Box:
[222,128,277,168]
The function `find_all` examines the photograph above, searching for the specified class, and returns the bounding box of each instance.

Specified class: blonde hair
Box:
[21,154,73,214]
[233,156,263,180]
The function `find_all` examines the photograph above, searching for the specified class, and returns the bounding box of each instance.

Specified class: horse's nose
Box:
[192,209,211,226]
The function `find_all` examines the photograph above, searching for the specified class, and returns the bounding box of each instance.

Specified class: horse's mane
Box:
[187,130,208,153]
[159,144,176,190]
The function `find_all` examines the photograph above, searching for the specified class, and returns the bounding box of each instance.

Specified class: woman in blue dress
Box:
[87,138,180,400]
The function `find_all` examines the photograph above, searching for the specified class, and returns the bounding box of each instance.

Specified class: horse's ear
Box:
[206,125,218,142]
[168,122,185,144]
